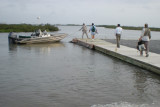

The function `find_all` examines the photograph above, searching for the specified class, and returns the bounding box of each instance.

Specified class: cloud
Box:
[0,0,160,27]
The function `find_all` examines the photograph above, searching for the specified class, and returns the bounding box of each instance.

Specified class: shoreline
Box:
[104,39,160,54]
[98,25,160,32]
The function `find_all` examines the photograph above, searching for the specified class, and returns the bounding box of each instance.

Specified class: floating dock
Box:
[72,38,160,75]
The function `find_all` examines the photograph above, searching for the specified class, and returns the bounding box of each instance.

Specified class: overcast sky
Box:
[0,0,160,27]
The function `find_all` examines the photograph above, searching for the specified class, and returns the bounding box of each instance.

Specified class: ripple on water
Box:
[91,101,158,107]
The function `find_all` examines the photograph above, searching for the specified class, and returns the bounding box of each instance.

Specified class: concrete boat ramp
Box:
[72,38,160,75]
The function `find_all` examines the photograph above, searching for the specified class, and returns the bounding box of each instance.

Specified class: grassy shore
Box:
[0,24,59,32]
[98,25,160,32]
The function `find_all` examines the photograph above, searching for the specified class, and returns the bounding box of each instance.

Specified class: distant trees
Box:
[98,25,160,31]
[0,24,59,32]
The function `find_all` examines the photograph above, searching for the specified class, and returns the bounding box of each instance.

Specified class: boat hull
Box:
[9,33,67,44]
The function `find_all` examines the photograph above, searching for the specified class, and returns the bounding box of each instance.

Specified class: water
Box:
[57,26,160,40]
[0,26,160,107]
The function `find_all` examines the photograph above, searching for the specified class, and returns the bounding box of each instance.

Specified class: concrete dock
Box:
[72,38,160,75]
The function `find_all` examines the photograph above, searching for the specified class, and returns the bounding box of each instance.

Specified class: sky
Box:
[0,0,160,27]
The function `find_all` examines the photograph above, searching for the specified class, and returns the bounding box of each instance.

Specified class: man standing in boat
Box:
[79,23,89,39]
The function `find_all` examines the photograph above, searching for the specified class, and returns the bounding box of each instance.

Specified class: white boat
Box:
[8,29,67,44]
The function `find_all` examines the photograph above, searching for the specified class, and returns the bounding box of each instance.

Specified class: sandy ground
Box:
[104,39,160,54]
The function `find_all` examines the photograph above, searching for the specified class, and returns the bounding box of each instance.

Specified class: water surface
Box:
[0,26,160,107]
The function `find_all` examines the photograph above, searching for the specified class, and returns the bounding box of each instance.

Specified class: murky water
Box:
[0,26,160,107]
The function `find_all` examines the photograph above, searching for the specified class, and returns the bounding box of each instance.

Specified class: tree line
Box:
[0,24,59,32]
[98,25,160,32]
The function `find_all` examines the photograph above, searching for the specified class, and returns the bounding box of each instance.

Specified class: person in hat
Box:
[79,23,89,39]
[89,23,98,40]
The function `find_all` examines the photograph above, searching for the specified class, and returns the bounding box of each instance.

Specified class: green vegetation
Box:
[0,24,59,32]
[64,24,81,26]
[98,25,160,32]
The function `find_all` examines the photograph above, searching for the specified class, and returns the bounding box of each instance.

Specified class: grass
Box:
[0,24,59,32]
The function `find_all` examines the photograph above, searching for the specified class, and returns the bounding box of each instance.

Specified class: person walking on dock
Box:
[89,23,97,40]
[79,23,89,39]
[140,23,151,57]
[115,24,123,48]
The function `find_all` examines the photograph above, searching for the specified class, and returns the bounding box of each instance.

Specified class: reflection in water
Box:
[8,43,18,52]
[8,42,65,54]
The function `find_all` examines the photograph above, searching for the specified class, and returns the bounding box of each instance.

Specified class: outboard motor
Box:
[8,32,17,44]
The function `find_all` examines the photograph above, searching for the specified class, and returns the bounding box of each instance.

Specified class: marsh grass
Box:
[0,24,59,32]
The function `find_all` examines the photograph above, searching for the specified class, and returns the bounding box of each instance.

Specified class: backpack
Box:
[91,26,95,32]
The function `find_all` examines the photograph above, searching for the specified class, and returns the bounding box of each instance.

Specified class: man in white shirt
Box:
[115,24,123,48]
